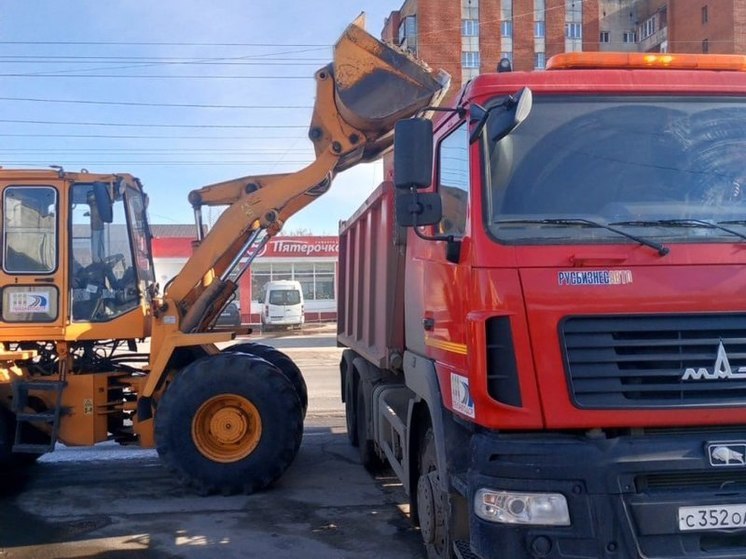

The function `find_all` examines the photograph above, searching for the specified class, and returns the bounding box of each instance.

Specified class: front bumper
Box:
[467,429,746,559]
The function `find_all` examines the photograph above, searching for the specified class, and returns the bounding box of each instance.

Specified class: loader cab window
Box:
[3,186,57,274]
[124,188,155,289]
[437,122,469,237]
[70,183,138,322]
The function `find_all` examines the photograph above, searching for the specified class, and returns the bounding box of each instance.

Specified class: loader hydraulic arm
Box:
[162,22,449,333]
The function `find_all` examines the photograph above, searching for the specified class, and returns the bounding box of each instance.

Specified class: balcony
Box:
[639,25,668,52]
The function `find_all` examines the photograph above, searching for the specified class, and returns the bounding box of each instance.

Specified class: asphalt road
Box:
[0,326,426,559]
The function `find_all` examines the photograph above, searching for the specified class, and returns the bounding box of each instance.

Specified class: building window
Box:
[566,23,582,40]
[535,21,545,38]
[463,0,479,20]
[313,263,335,300]
[462,51,480,68]
[398,15,417,50]
[462,19,479,36]
[534,0,546,21]
[535,52,546,69]
[702,5,708,24]
[640,16,656,40]
[566,0,582,20]
[600,31,610,43]
[702,38,709,53]
[462,67,480,82]
[623,31,636,43]
[501,21,513,38]
[251,262,335,302]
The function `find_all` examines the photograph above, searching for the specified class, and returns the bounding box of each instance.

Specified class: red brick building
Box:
[382,0,746,91]
[381,0,600,91]
[599,0,746,54]
[667,0,746,54]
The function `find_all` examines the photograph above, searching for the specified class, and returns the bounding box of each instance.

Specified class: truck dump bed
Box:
[337,182,405,369]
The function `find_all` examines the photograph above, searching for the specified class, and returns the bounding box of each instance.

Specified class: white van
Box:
[261,280,305,328]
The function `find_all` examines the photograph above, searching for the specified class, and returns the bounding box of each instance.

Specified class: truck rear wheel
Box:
[356,387,384,473]
[344,374,358,447]
[225,342,308,419]
[417,427,452,559]
[155,353,303,495]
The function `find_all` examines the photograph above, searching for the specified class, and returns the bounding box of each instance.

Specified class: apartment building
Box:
[382,0,746,90]
[599,0,746,54]
[382,0,599,89]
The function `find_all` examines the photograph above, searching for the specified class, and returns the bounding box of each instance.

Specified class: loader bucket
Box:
[332,22,450,139]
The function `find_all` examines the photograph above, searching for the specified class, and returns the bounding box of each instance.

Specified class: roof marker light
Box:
[546,52,746,72]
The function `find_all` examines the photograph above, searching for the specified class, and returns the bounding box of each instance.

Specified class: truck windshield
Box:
[486,95,746,244]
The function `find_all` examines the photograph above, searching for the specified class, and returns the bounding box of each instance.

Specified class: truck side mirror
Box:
[469,87,533,144]
[395,192,442,227]
[487,87,533,143]
[92,182,114,224]
[394,119,433,190]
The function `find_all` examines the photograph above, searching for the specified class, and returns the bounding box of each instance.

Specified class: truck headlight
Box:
[474,489,571,526]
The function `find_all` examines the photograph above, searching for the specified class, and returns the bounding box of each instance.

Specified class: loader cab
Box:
[69,176,155,325]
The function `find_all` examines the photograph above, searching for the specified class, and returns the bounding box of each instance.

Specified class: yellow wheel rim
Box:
[192,394,262,463]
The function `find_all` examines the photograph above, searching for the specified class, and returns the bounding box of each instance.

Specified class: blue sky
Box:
[0,1,404,234]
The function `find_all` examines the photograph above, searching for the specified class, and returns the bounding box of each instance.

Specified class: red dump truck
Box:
[338,52,746,559]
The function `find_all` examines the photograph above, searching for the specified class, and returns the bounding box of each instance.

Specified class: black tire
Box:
[417,428,452,559]
[225,342,308,419]
[356,386,385,473]
[155,353,303,495]
[344,372,358,447]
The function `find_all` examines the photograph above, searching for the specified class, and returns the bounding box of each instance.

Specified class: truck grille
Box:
[561,314,746,408]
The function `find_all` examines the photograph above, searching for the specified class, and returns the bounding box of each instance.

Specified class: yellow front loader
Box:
[0,21,448,493]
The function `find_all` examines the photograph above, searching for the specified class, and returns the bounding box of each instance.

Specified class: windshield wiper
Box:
[495,218,669,256]
[610,219,746,242]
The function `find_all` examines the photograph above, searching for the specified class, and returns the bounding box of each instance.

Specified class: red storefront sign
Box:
[152,235,339,259]
[258,237,338,258]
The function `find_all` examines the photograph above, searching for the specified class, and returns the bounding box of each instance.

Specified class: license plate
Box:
[679,505,746,531]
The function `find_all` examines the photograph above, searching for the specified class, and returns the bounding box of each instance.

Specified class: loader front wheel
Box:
[155,353,303,495]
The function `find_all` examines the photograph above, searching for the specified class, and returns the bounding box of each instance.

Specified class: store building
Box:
[151,225,338,324]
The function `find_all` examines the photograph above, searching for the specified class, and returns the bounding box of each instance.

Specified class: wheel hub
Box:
[417,471,437,544]
[192,394,262,463]
[209,407,248,444]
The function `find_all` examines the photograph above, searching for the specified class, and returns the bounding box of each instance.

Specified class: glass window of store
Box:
[250,261,336,302]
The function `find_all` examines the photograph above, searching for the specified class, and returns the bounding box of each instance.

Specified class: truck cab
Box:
[339,53,746,559]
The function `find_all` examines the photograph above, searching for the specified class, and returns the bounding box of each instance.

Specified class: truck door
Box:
[405,120,471,364]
